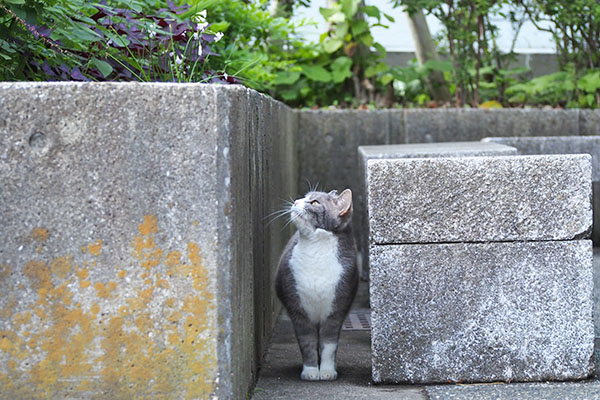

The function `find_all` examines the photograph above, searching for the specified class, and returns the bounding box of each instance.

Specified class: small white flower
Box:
[215,32,224,42]
[192,32,199,40]
[198,44,203,57]
[175,56,183,65]
[224,72,228,80]
[169,52,174,57]
[196,22,208,31]
[107,39,113,46]
[193,9,207,23]
[149,31,156,39]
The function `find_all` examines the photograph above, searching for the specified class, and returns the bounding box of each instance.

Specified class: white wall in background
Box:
[292,1,556,54]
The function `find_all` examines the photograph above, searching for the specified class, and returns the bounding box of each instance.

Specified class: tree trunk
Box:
[405,9,452,103]
[269,0,294,18]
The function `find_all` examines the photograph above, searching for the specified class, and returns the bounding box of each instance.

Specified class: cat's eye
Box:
[310,200,320,205]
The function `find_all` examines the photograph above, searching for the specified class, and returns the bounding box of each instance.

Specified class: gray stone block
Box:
[580,110,600,136]
[0,83,295,399]
[482,136,600,244]
[404,109,579,143]
[481,136,600,181]
[370,240,594,384]
[367,154,592,244]
[357,142,518,278]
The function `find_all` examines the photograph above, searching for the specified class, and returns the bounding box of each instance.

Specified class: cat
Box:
[275,188,358,381]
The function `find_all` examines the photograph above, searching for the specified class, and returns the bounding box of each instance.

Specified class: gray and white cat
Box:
[275,189,358,381]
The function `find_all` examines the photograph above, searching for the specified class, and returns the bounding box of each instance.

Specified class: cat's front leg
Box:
[293,316,320,381]
[318,317,343,380]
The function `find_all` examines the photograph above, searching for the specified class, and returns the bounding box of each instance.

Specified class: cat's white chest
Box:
[290,229,343,324]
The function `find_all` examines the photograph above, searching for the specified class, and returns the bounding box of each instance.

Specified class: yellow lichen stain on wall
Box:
[87,240,103,256]
[0,214,218,399]
[50,256,72,280]
[132,215,164,270]
[0,264,11,282]
[31,227,49,242]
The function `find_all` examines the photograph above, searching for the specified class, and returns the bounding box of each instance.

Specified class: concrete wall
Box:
[298,109,600,259]
[0,83,296,399]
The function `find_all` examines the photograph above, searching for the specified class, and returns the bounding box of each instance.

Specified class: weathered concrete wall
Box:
[298,109,600,257]
[0,83,296,399]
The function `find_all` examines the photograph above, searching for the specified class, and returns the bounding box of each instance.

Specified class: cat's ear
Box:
[338,189,352,217]
[328,189,338,196]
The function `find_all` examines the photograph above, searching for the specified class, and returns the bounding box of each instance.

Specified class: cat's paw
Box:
[300,366,320,381]
[319,368,338,381]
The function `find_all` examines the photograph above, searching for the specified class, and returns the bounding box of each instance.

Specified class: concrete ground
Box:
[252,249,600,400]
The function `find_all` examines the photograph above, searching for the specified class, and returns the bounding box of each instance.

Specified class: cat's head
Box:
[290,189,353,234]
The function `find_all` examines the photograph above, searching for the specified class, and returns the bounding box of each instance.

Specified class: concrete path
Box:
[252,250,600,400]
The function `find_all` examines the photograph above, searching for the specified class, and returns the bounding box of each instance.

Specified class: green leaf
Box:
[358,33,373,47]
[380,73,394,85]
[91,58,113,78]
[4,0,25,4]
[351,20,368,36]
[320,7,345,23]
[330,56,353,83]
[301,65,332,82]
[578,71,600,93]
[319,7,338,20]
[424,59,453,72]
[383,13,395,22]
[363,5,380,19]
[71,24,102,42]
[280,89,300,101]
[341,0,360,18]
[334,22,349,39]
[373,42,386,57]
[211,21,230,32]
[322,38,343,53]
[365,62,388,78]
[274,70,301,85]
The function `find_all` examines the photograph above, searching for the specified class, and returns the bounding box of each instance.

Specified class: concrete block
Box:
[580,110,600,136]
[357,142,518,278]
[367,154,592,244]
[404,109,579,143]
[481,136,600,181]
[370,240,594,384]
[482,136,600,244]
[0,83,295,399]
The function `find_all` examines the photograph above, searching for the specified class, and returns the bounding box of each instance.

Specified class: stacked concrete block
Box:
[367,154,594,384]
[482,136,600,244]
[357,142,518,279]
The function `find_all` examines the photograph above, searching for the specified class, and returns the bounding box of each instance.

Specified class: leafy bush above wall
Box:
[0,0,231,82]
[1,0,599,109]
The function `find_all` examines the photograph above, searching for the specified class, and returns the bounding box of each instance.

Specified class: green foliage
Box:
[519,0,600,71]
[506,68,600,108]
[0,0,230,82]
[2,0,599,109]
[398,0,517,107]
[267,0,396,107]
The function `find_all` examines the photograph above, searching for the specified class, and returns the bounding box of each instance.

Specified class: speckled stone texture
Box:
[482,136,600,244]
[481,136,600,181]
[370,241,595,384]
[367,154,592,245]
[357,142,518,279]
